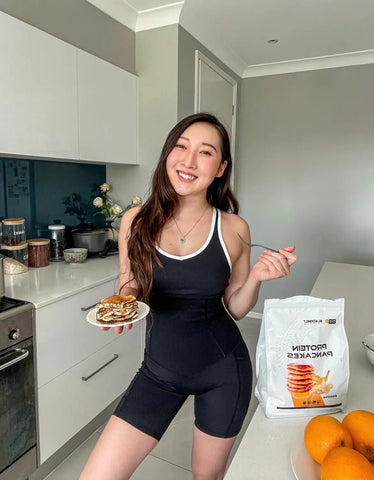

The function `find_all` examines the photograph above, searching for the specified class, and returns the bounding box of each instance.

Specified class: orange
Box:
[304,415,353,464]
[320,446,374,480]
[342,410,374,461]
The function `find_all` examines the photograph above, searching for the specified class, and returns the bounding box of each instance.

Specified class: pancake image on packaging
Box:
[287,363,325,407]
[287,364,314,392]
[95,295,138,324]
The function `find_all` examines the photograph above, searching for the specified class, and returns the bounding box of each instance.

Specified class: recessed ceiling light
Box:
[267,39,279,44]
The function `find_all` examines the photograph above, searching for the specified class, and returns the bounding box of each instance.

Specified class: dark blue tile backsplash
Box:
[0,157,106,239]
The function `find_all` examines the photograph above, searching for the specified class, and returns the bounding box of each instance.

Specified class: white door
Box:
[194,51,237,169]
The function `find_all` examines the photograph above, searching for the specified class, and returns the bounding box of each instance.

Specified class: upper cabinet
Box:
[77,50,138,164]
[0,12,79,160]
[0,11,138,165]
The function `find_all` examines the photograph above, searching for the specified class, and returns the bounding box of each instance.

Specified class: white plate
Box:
[291,441,374,480]
[290,443,320,480]
[86,301,150,327]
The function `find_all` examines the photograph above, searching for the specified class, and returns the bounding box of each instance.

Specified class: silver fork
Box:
[237,233,279,253]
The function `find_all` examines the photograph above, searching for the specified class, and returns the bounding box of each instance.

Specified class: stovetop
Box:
[0,296,28,314]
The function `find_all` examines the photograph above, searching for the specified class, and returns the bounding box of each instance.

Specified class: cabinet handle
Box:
[81,354,119,381]
[81,303,97,311]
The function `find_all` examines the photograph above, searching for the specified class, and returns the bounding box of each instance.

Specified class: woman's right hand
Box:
[100,324,132,334]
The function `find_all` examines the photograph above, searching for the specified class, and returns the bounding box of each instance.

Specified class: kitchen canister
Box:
[48,224,66,262]
[0,242,28,273]
[27,238,50,268]
[2,218,26,246]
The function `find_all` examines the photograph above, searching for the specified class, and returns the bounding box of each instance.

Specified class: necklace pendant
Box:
[180,236,186,243]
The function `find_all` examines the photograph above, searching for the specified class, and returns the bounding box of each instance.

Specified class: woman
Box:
[80,113,297,480]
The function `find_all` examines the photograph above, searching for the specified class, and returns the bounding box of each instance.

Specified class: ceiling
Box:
[86,0,374,78]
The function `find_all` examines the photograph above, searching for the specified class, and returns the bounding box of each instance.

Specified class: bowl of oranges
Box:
[296,410,374,480]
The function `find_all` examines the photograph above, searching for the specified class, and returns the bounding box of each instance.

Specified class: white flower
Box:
[131,195,142,206]
[93,188,141,221]
[112,204,123,215]
[93,196,103,207]
[100,183,110,193]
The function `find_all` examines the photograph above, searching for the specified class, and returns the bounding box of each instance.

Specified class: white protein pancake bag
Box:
[255,296,349,418]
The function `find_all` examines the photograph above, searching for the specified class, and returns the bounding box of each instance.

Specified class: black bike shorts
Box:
[113,341,252,440]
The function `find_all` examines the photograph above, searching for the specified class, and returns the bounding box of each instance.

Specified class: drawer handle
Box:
[81,303,98,311]
[81,354,119,381]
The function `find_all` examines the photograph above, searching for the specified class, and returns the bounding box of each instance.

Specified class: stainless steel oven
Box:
[0,297,36,480]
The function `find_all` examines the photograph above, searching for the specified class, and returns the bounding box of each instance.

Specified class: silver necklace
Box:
[173,205,210,243]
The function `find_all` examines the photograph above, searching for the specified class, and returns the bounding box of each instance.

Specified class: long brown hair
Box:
[125,112,239,302]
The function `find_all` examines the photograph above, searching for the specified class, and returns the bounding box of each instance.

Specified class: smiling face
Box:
[166,122,228,199]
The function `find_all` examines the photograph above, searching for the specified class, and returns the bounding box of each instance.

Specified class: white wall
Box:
[236,64,374,312]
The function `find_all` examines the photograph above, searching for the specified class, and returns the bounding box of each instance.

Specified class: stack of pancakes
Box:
[287,363,315,395]
[96,295,138,324]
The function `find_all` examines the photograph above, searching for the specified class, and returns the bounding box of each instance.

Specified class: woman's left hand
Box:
[250,245,297,282]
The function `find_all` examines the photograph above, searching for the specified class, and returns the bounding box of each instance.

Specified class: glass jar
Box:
[28,238,50,268]
[0,242,28,268]
[2,218,26,246]
[48,224,66,262]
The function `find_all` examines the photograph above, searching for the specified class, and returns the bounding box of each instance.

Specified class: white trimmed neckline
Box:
[157,208,217,261]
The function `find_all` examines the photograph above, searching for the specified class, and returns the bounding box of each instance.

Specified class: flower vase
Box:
[105,221,118,242]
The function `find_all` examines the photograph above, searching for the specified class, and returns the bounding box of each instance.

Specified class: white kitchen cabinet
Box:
[0,11,79,160]
[0,11,138,164]
[35,281,143,463]
[38,329,141,463]
[77,49,138,164]
[35,281,116,388]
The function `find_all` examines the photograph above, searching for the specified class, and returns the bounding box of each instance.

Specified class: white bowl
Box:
[63,248,88,264]
[362,334,374,367]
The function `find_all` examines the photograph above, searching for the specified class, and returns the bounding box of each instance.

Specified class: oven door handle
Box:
[0,348,29,372]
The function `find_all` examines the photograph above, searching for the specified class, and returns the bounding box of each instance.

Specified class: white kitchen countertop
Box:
[225,262,374,479]
[4,255,120,308]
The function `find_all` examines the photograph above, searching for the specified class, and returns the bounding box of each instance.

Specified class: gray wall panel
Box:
[237,64,374,312]
[177,26,241,122]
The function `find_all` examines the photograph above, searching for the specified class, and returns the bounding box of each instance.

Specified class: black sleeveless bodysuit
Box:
[114,208,252,440]
[147,207,243,373]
